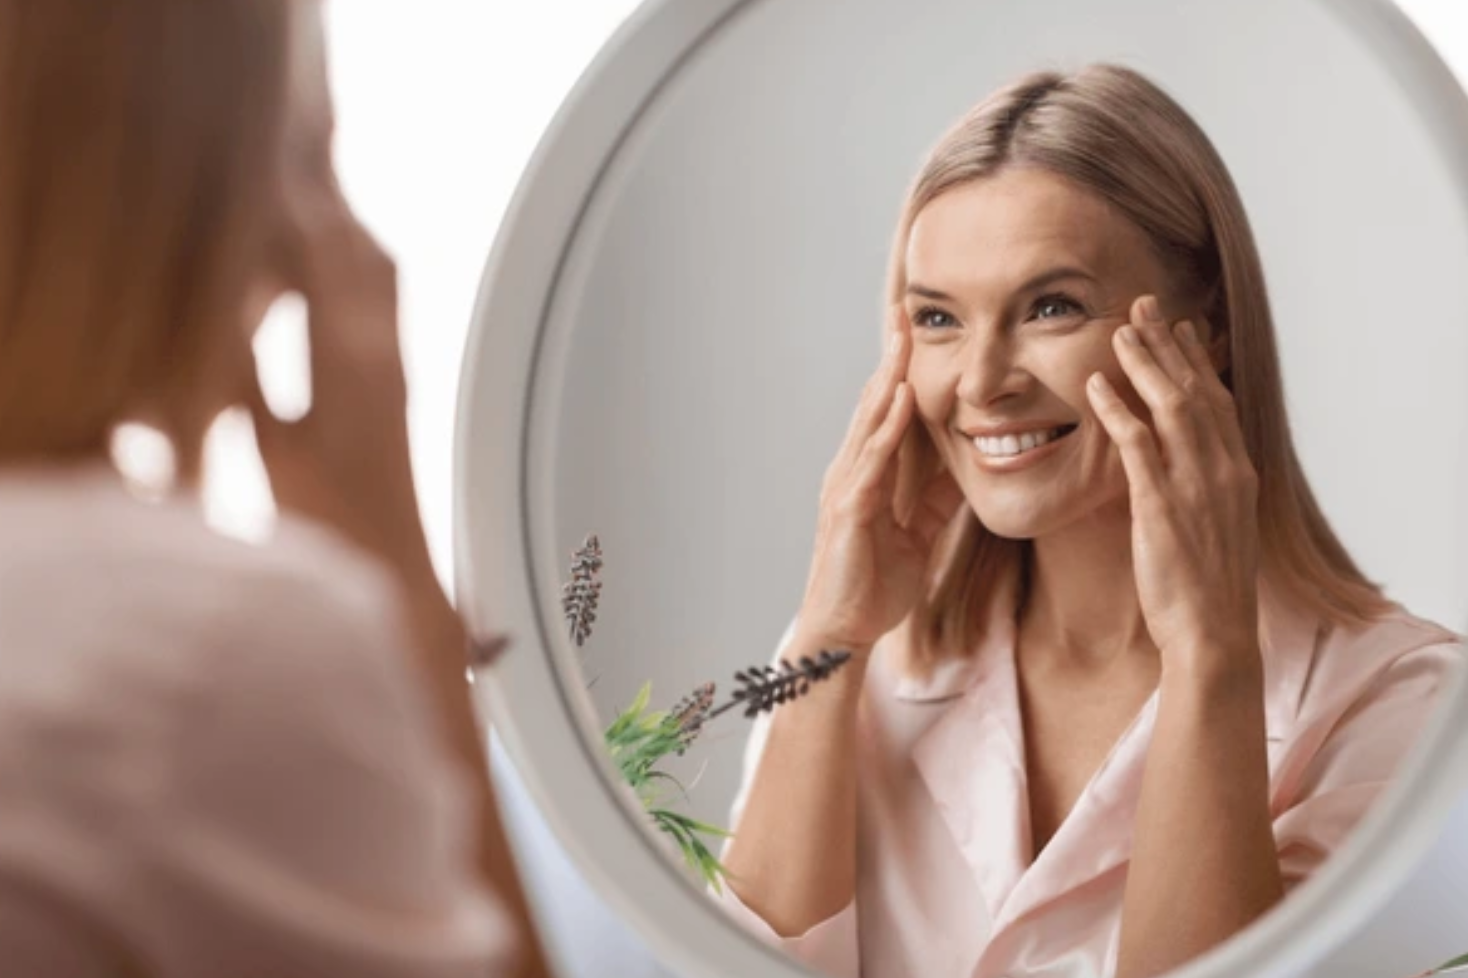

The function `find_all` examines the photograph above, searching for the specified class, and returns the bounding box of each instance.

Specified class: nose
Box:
[955,326,1029,407]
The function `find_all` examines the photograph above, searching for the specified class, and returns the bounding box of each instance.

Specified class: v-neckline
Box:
[911,625,1162,935]
[1015,648,1163,867]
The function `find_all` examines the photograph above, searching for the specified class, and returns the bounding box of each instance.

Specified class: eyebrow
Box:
[906,266,1098,302]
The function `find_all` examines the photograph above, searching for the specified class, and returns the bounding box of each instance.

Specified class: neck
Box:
[1019,500,1156,668]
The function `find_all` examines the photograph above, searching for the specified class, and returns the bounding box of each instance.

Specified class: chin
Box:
[965,492,1072,541]
[966,478,1130,541]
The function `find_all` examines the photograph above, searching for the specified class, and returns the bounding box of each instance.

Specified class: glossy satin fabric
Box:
[717,565,1465,978]
[0,465,514,978]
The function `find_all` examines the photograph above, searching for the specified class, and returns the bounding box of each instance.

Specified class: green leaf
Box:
[628,681,652,715]
[1435,952,1468,972]
[602,680,731,893]
[648,807,731,892]
[604,683,654,741]
[642,770,688,796]
[679,816,733,839]
[638,710,669,730]
[649,810,731,837]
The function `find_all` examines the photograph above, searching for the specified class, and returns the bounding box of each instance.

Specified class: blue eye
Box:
[1033,293,1082,320]
[913,306,957,329]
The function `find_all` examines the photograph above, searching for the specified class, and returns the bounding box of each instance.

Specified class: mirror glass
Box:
[522,0,1468,975]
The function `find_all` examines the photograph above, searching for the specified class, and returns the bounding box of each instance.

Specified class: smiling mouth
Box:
[971,424,1078,459]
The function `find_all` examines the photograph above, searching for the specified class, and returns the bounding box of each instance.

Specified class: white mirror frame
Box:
[453,2,1468,976]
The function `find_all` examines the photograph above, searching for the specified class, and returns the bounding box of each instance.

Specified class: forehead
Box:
[905,168,1159,290]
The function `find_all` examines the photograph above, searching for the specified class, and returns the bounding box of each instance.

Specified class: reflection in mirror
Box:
[541,2,1468,977]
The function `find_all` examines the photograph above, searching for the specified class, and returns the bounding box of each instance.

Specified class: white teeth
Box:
[974,427,1067,458]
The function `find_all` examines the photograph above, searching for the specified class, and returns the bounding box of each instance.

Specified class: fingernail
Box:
[468,632,513,668]
[1089,372,1111,394]
[1176,320,1197,344]
[889,332,902,355]
[1117,325,1140,345]
[1141,296,1161,321]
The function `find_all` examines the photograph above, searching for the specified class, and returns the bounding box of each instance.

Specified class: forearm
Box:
[1116,653,1283,978]
[721,631,869,937]
[398,570,555,978]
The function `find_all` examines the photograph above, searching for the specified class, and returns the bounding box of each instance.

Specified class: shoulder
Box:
[1298,607,1465,723]
[0,471,511,974]
[0,464,408,678]
[0,461,444,800]
[1271,604,1466,786]
[0,465,461,844]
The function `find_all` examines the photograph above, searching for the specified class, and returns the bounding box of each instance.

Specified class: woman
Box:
[0,2,550,976]
[718,64,1464,978]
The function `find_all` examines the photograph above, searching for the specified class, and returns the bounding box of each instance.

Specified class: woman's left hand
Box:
[1086,295,1261,676]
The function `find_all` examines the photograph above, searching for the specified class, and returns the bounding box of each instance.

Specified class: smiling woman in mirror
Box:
[714,64,1466,978]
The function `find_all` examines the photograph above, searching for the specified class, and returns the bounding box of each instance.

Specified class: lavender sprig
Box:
[667,681,716,754]
[706,650,853,722]
[562,534,603,647]
[564,531,853,894]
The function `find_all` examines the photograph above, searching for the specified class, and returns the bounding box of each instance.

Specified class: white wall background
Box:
[197,2,1468,977]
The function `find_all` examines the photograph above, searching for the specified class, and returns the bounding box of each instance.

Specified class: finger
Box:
[1112,323,1217,466]
[1173,318,1250,463]
[1087,372,1166,498]
[282,183,402,403]
[468,632,513,669]
[839,318,910,464]
[908,469,965,549]
[851,380,915,500]
[1131,295,1198,388]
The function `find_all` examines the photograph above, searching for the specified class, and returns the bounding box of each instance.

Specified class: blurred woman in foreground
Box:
[0,2,551,975]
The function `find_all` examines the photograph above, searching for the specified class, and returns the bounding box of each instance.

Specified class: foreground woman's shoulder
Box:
[0,476,513,977]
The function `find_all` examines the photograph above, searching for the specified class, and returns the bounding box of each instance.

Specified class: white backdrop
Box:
[191,3,1468,978]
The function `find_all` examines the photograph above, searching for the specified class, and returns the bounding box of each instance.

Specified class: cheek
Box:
[1040,331,1157,429]
[1031,335,1121,416]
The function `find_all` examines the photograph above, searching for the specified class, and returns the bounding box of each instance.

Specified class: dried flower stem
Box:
[562,534,603,646]
[706,650,853,722]
[563,532,852,893]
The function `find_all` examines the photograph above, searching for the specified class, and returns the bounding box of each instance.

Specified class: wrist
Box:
[790,625,875,664]
[1159,641,1264,705]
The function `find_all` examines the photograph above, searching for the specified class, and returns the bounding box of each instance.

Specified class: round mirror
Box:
[456,1,1468,976]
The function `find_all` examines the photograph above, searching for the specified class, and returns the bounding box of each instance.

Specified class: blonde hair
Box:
[0,0,298,484]
[890,64,1392,674]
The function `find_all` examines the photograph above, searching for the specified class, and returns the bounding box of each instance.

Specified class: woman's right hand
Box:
[247,176,427,575]
[248,167,553,978]
[795,307,964,655]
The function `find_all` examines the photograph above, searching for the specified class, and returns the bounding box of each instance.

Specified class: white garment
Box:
[0,463,515,977]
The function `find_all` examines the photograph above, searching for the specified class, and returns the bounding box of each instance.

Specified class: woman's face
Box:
[902,167,1191,540]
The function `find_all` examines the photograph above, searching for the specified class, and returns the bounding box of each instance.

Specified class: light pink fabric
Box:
[0,464,516,978]
[717,564,1466,978]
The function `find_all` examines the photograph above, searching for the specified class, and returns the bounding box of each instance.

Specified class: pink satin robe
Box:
[0,465,515,977]
[717,571,1465,978]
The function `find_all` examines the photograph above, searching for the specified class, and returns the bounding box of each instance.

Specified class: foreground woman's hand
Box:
[797,306,964,656]
[247,176,427,578]
[246,175,555,978]
[1085,294,1261,675]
